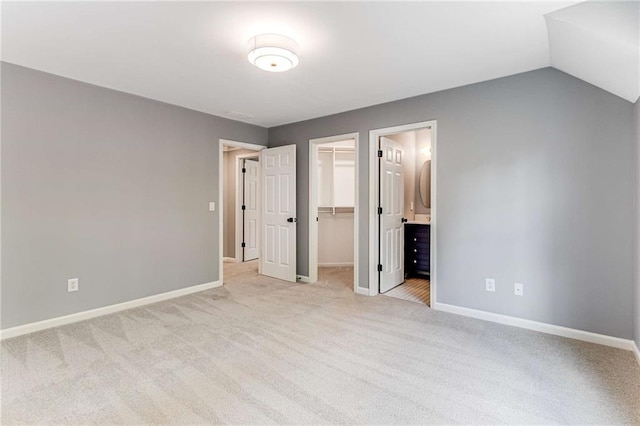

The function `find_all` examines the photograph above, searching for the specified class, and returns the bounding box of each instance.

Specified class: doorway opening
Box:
[219,139,265,285]
[309,133,360,293]
[368,121,436,306]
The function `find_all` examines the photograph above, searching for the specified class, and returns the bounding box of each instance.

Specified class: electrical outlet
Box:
[485,278,495,292]
[68,278,79,292]
[209,202,216,212]
[514,282,524,296]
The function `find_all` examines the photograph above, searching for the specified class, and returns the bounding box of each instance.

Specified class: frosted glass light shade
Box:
[247,34,299,72]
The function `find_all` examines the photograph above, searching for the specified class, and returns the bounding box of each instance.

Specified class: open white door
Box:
[242,159,260,261]
[260,145,297,282]
[379,136,404,293]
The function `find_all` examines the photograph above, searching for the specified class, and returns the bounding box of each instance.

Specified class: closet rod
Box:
[318,206,354,214]
[318,147,355,153]
[334,207,355,213]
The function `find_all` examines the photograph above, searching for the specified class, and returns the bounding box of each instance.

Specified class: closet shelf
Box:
[317,145,355,214]
[318,206,354,214]
[318,147,355,153]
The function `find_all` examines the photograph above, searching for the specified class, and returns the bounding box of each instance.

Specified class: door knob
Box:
[287,217,297,223]
[401,218,408,223]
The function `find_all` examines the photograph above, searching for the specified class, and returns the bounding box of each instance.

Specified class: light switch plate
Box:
[485,278,495,292]
[68,278,79,292]
[209,202,216,212]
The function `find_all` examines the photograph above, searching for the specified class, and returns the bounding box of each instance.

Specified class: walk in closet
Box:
[316,141,355,266]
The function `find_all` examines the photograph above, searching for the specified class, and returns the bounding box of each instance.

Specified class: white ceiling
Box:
[546,1,639,103]
[2,1,582,127]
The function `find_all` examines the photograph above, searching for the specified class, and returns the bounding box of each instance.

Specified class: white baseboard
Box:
[633,341,640,366]
[433,302,636,352]
[0,280,222,340]
[355,286,371,296]
[297,275,311,283]
[318,262,354,267]
[223,257,237,263]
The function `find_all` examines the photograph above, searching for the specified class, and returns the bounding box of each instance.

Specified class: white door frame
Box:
[368,121,437,306]
[234,153,260,263]
[308,133,360,292]
[219,139,266,285]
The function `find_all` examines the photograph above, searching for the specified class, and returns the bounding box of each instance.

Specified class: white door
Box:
[379,136,404,293]
[260,145,297,282]
[243,159,260,261]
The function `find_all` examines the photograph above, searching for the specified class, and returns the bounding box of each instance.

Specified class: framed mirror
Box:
[419,160,431,208]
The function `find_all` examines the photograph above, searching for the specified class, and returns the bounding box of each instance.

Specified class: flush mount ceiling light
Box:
[247,34,299,72]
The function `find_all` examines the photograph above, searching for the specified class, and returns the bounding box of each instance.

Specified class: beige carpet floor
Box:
[2,260,639,424]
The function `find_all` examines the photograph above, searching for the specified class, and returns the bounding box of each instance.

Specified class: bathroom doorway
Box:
[368,121,436,306]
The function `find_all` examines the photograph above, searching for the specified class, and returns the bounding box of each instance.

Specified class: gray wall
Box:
[1,63,267,329]
[635,99,640,348]
[269,68,636,339]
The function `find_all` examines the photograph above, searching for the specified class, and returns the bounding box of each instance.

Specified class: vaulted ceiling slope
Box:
[545,1,640,104]
[1,1,582,127]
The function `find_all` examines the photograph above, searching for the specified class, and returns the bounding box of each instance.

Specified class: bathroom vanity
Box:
[404,222,430,278]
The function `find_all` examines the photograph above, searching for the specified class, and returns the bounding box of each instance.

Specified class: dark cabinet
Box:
[404,223,430,277]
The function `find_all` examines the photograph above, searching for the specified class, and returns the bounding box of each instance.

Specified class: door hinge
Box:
[241,205,246,210]
[377,264,383,272]
[241,242,246,248]
[377,207,383,215]
[377,150,383,158]
[242,167,246,173]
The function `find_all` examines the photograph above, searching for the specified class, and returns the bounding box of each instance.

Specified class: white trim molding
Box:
[434,302,636,352]
[296,275,311,283]
[355,287,371,296]
[0,280,222,340]
[633,341,640,366]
